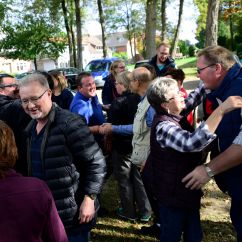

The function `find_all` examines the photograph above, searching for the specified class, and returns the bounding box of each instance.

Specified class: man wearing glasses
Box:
[182,46,242,242]
[18,73,106,242]
[0,74,31,174]
[149,42,176,77]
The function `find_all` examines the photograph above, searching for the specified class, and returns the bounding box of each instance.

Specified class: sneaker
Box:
[140,223,160,238]
[116,207,136,222]
[139,214,151,222]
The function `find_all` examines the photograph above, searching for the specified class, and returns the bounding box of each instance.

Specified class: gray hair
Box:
[116,71,132,90]
[18,73,49,89]
[147,77,178,113]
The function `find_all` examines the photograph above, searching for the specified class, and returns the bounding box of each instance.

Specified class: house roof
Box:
[83,35,103,47]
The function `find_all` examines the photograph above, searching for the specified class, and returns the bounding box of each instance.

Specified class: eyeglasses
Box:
[197,64,216,74]
[0,83,18,88]
[21,89,48,106]
[167,90,183,102]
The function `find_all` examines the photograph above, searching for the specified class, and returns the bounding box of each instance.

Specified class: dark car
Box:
[15,71,35,81]
[84,57,119,88]
[134,59,150,69]
[48,67,82,89]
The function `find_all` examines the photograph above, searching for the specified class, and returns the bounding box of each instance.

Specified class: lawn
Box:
[90,176,236,242]
[127,57,197,78]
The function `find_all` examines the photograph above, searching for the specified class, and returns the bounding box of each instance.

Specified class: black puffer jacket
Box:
[0,95,31,174]
[24,104,106,229]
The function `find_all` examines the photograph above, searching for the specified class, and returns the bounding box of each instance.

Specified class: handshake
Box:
[99,123,112,135]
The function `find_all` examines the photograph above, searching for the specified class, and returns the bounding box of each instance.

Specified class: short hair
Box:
[164,68,185,84]
[76,71,92,87]
[0,74,14,85]
[19,73,50,90]
[116,71,132,90]
[36,71,54,90]
[0,121,18,178]
[139,63,157,80]
[132,67,152,84]
[49,70,68,91]
[197,46,235,70]
[147,77,178,113]
[110,60,125,76]
[157,41,170,49]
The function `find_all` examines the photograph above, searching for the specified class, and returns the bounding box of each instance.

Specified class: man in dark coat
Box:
[149,42,176,77]
[19,73,106,242]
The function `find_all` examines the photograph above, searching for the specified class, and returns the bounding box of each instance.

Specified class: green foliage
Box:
[113,52,128,60]
[188,45,196,57]
[236,43,242,58]
[178,40,189,56]
[0,0,66,65]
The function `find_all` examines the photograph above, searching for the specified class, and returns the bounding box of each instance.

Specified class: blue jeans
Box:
[67,231,90,242]
[159,203,203,242]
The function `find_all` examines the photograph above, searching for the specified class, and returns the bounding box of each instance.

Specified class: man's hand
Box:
[78,195,95,224]
[99,123,112,135]
[182,165,211,190]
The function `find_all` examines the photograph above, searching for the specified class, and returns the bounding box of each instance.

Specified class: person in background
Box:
[146,77,242,242]
[107,71,140,220]
[149,42,176,77]
[164,68,194,126]
[0,120,68,242]
[19,73,106,242]
[70,72,105,145]
[49,70,74,109]
[0,73,31,174]
[102,60,126,105]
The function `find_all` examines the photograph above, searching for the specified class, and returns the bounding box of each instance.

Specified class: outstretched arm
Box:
[182,144,242,190]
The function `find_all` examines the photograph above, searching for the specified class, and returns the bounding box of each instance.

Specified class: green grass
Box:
[90,177,236,242]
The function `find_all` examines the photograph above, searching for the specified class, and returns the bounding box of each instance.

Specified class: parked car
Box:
[15,71,34,81]
[134,59,150,69]
[84,57,119,88]
[48,67,82,89]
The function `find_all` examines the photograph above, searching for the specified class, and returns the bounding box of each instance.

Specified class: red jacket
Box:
[0,170,67,242]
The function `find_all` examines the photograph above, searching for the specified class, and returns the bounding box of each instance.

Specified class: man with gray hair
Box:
[19,73,106,242]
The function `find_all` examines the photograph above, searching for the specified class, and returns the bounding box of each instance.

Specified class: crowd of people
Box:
[0,43,242,242]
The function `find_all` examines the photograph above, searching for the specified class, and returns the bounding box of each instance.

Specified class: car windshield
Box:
[85,62,108,72]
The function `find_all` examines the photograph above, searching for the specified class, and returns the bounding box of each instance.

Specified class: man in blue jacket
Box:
[149,42,176,77]
[183,46,242,242]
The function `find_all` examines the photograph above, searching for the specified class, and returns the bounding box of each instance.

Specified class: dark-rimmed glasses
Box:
[197,64,216,74]
[21,89,48,106]
[0,84,18,88]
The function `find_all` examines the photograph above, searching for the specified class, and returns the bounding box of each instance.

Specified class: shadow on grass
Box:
[202,220,236,242]
[178,58,196,69]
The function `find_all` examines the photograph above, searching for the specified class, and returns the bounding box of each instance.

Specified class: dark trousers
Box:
[158,203,202,242]
[112,150,151,218]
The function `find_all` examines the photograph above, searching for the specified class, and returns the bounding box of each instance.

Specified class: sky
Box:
[83,0,199,44]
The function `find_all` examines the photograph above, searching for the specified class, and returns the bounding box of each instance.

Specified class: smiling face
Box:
[157,45,170,64]
[196,55,221,90]
[0,77,19,98]
[165,87,185,115]
[19,81,52,120]
[79,76,96,98]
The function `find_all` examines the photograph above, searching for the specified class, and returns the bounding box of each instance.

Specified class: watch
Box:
[204,164,214,178]
[86,194,97,200]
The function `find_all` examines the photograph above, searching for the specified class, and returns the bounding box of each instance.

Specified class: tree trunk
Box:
[205,0,220,46]
[61,0,74,67]
[70,0,77,67]
[34,57,37,70]
[161,0,166,41]
[97,0,107,58]
[75,0,83,70]
[145,0,157,59]
[171,0,184,59]
[228,1,234,50]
